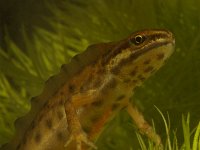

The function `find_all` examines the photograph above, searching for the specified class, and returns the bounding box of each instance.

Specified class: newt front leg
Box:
[64,100,97,150]
[126,103,163,149]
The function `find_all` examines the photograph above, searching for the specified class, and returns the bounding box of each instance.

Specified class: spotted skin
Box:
[0,29,175,150]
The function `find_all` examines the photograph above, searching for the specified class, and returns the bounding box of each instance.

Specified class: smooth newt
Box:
[0,29,175,150]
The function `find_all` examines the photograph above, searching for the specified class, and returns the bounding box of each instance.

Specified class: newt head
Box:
[105,29,175,84]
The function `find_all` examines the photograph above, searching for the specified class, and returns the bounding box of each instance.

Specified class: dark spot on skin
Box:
[57,132,65,141]
[137,75,145,81]
[34,132,41,143]
[123,78,131,83]
[45,104,50,109]
[80,86,85,93]
[112,103,120,111]
[121,105,128,110]
[91,99,103,107]
[57,110,64,120]
[22,136,27,145]
[130,66,138,76]
[116,95,125,101]
[59,99,65,106]
[45,119,53,129]
[144,66,154,73]
[157,53,165,60]
[111,66,120,75]
[132,79,138,83]
[16,143,21,150]
[144,59,151,65]
[45,102,53,109]
[96,67,105,74]
[130,69,137,76]
[30,121,36,129]
[90,115,100,123]
[107,78,117,89]
[93,79,102,88]
[60,91,64,96]
[68,84,75,93]
[38,113,44,122]
[132,79,138,84]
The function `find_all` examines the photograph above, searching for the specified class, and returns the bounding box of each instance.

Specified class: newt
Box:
[0,29,175,150]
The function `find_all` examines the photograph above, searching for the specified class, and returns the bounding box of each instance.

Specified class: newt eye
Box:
[130,35,145,45]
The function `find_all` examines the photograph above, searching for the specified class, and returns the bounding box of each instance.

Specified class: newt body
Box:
[0,29,175,150]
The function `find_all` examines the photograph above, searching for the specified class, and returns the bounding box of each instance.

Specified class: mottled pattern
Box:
[1,29,174,150]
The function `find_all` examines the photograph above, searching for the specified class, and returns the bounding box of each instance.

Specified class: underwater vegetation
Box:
[0,0,200,149]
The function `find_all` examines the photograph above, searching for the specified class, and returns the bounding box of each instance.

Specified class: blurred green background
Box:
[0,0,200,149]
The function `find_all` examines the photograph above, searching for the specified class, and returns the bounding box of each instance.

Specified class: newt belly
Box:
[0,29,175,150]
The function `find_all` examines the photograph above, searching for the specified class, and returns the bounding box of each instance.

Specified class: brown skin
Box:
[1,29,174,150]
